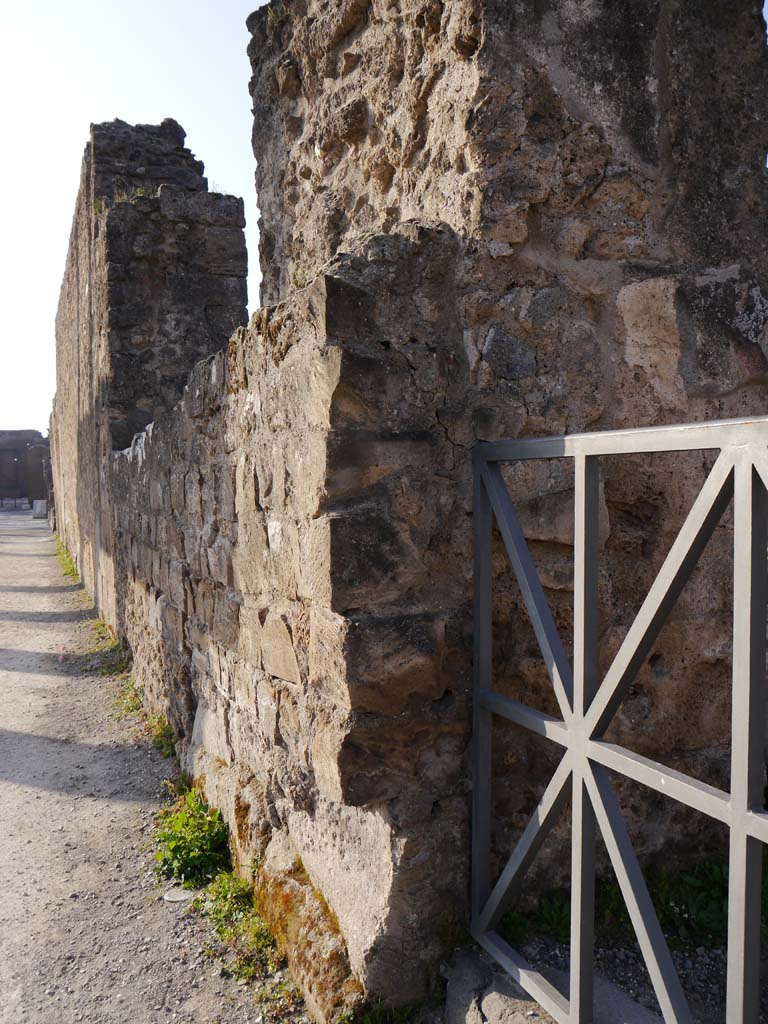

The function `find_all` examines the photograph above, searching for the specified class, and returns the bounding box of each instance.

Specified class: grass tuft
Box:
[88,619,132,676]
[112,675,176,757]
[195,871,283,981]
[147,713,176,758]
[114,675,144,718]
[54,535,79,581]
[338,1001,421,1024]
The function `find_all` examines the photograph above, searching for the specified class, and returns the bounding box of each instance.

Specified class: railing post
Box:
[726,453,767,1022]
[570,454,599,1023]
[472,448,494,923]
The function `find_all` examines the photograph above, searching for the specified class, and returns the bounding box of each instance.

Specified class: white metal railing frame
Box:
[471,416,768,1024]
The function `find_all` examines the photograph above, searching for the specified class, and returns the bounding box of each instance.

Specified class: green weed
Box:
[195,871,282,981]
[114,675,145,718]
[54,535,79,581]
[267,1,288,26]
[93,197,104,216]
[154,788,230,888]
[147,713,176,758]
[162,772,194,800]
[338,1001,421,1024]
[87,618,131,676]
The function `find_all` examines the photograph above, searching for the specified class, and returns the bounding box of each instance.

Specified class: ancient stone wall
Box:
[246,0,768,893]
[51,119,247,621]
[51,2,768,1020]
[106,246,469,1014]
[0,431,48,500]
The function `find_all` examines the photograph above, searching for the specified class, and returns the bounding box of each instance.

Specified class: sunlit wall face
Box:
[0,0,268,434]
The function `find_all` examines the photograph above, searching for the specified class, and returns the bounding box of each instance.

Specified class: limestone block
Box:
[261,612,301,685]
[325,508,429,613]
[184,470,202,518]
[207,535,234,588]
[257,829,361,1023]
[232,515,269,597]
[238,604,263,668]
[214,460,236,521]
[189,693,233,772]
[287,800,394,991]
[149,475,167,511]
[168,559,186,611]
[619,278,685,409]
[256,678,280,745]
[212,588,240,648]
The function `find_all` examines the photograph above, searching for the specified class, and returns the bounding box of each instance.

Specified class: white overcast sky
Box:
[0,3,766,435]
[0,0,267,434]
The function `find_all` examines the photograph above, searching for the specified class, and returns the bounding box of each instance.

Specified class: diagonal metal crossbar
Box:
[472,416,768,1024]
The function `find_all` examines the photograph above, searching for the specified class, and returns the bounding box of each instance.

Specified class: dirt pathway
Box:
[0,510,264,1024]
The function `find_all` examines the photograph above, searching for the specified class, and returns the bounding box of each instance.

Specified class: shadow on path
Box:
[0,608,97,624]
[0,728,152,800]
[0,648,117,676]
[0,584,84,595]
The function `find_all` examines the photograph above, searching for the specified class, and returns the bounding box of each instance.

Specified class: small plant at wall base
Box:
[154,787,230,888]
[146,713,176,758]
[54,535,79,581]
[337,1000,422,1024]
[194,871,283,981]
[87,618,132,675]
[111,671,176,755]
[114,675,144,718]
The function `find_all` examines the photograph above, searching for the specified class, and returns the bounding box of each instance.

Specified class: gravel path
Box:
[0,510,269,1024]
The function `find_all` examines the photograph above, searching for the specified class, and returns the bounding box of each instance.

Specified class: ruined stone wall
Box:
[50,3,768,1020]
[106,246,470,1014]
[51,120,247,621]
[0,431,48,500]
[247,0,768,894]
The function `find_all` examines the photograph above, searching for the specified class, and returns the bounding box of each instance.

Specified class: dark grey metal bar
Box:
[570,454,600,1023]
[479,460,574,721]
[586,765,693,1023]
[472,930,571,1023]
[478,416,768,462]
[479,689,569,745]
[586,739,731,824]
[478,753,572,932]
[471,450,493,922]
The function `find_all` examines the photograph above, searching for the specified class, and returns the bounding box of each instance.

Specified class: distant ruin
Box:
[0,431,48,503]
[50,2,768,1020]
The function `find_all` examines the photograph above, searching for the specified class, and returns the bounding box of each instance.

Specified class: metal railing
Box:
[471,416,768,1024]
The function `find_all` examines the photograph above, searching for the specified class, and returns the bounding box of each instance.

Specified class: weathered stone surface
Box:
[50,2,768,1020]
[246,0,768,901]
[255,829,362,1022]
